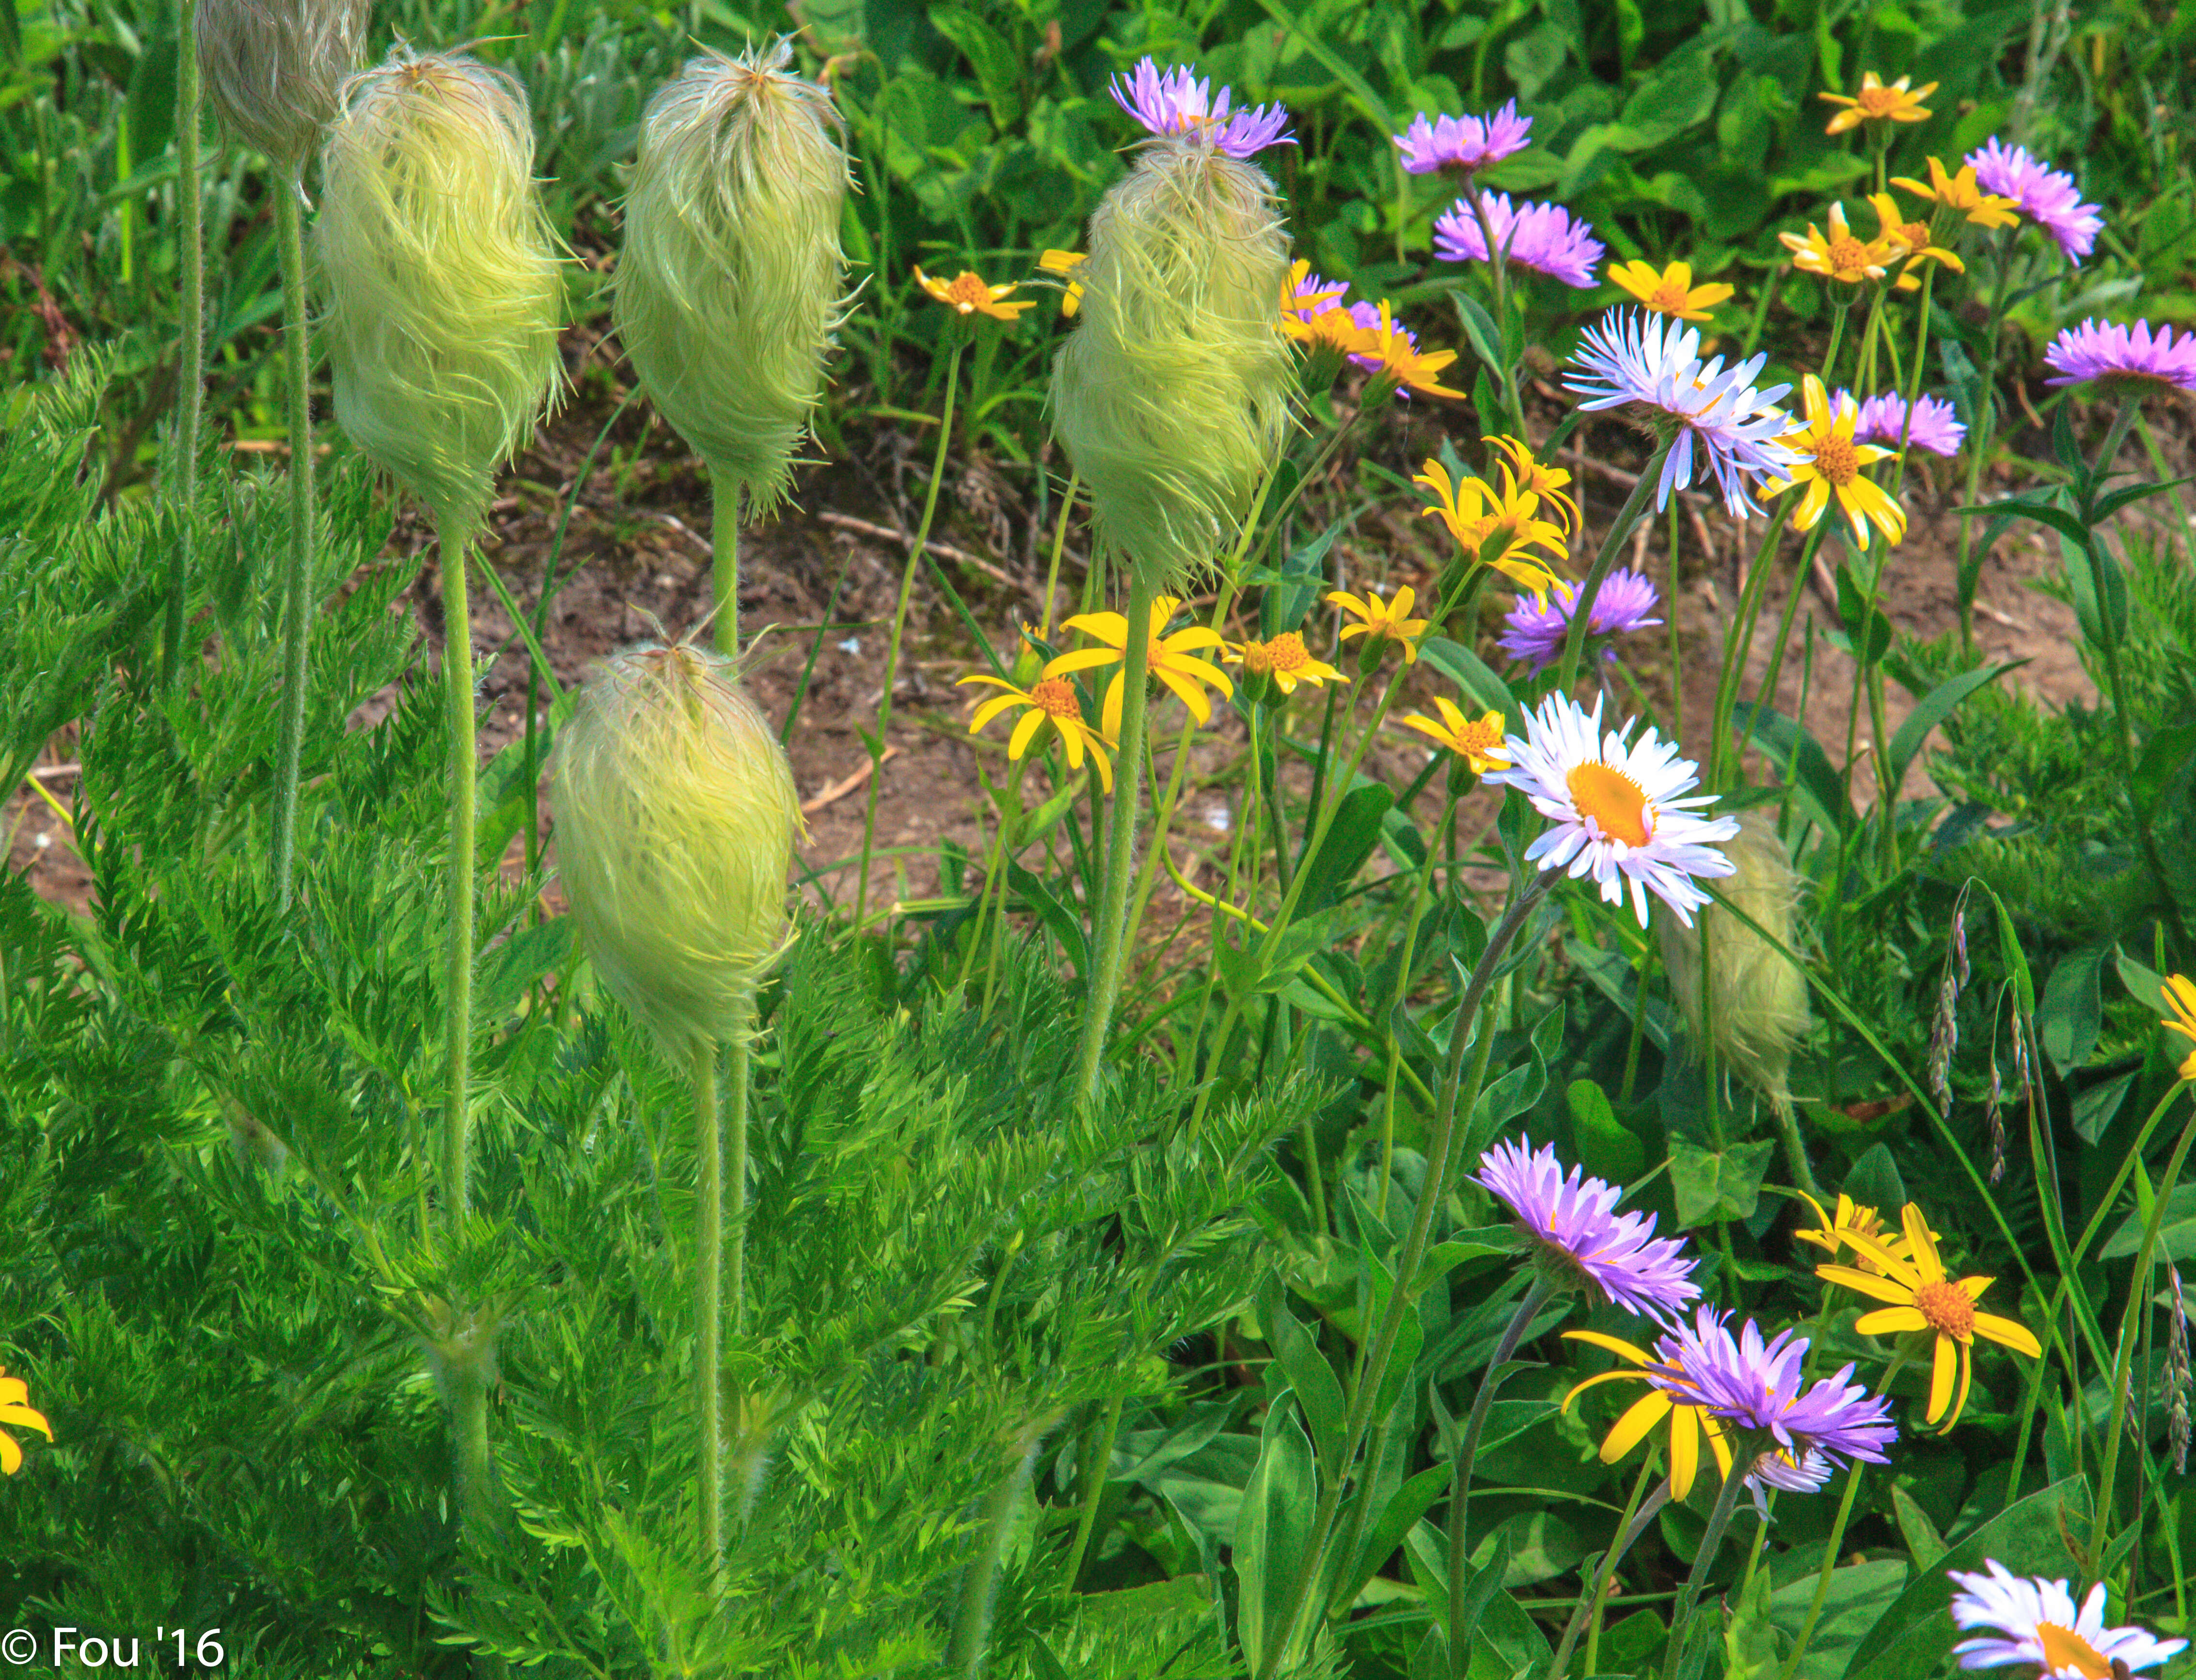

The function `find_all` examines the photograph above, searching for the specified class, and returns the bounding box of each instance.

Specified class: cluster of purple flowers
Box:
[1433,191,1605,289]
[1498,569,1662,671]
[1966,138,2103,264]
[1843,391,1967,456]
[1476,1138,1900,1490]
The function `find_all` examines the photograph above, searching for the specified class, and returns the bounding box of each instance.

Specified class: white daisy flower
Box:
[1948,1560,2188,1677]
[1484,692,1739,927]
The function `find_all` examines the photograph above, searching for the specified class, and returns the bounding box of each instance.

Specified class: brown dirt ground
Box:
[8,335,2191,932]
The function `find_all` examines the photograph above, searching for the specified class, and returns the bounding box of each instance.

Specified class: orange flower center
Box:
[1650,280,1694,312]
[1459,715,1504,755]
[1267,632,1312,674]
[2036,1624,2113,1679]
[1028,676,1081,720]
[1912,1278,1976,1339]
[1857,85,1904,116]
[1900,222,1931,250]
[1812,434,1861,486]
[1239,639,1275,676]
[943,273,993,311]
[1828,237,1872,274]
[1565,762,1653,847]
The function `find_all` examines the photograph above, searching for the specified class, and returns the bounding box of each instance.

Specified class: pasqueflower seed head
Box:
[615,41,851,518]
[553,638,803,1064]
[1475,1135,1700,1318]
[317,47,565,542]
[196,0,367,174]
[1050,138,1294,592]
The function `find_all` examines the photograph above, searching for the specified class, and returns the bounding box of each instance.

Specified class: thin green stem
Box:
[857,340,962,927]
[166,0,203,688]
[1550,1471,1667,1680]
[1063,1393,1123,1587]
[1779,1351,1910,1680]
[727,1025,751,1338]
[1039,472,1078,638]
[441,521,476,1234]
[270,177,317,909]
[1379,791,1458,1220]
[1956,229,2016,656]
[1556,440,1674,693]
[694,1043,724,1565]
[949,1424,1045,1676]
[1663,1437,1755,1674]
[1446,1277,1559,1616]
[1707,502,1798,791]
[1071,565,1157,1103]
[714,484,741,655]
[1464,192,1528,437]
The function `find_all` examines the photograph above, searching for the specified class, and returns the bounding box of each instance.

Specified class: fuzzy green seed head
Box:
[614,40,850,518]
[195,0,367,174]
[1658,806,1812,1115]
[553,639,803,1063]
[316,47,566,542]
[1050,137,1293,593]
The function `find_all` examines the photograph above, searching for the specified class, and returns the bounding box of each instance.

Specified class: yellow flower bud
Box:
[614,40,851,518]
[552,639,803,1061]
[1657,807,1812,1115]
[195,0,367,174]
[1050,137,1293,593]
[316,47,566,542]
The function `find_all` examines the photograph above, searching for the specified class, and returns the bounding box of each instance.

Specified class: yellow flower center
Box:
[1459,715,1505,755]
[1650,280,1694,312]
[1267,632,1312,674]
[1565,762,1653,847]
[1912,1278,1975,1339]
[1857,84,1904,116]
[1813,435,1861,486]
[1900,222,1931,250]
[1828,237,1872,274]
[1028,676,1080,720]
[2036,1624,2113,1679]
[943,273,993,311]
[1239,639,1275,676]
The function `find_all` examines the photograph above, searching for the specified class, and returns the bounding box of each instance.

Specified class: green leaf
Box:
[1333,1461,1452,1615]
[1260,507,1365,639]
[1769,1560,1908,1680]
[475,919,572,1021]
[1257,1274,1346,1473]
[1882,660,2025,802]
[1298,782,1394,912]
[1006,861,1090,977]
[2132,720,2196,820]
[1448,291,1506,375]
[1567,1077,1644,1182]
[1232,1399,1317,1677]
[1733,702,1852,834]
[1843,1475,2092,1680]
[927,7,1025,127]
[1669,1136,1774,1227]
[1834,560,1894,665]
[2038,942,2108,1076]
[1419,634,1519,722]
[1844,1142,1908,1215]
[2100,1183,2196,1261]
[1247,0,1394,128]
[1890,1483,1946,1570]
[1964,495,2095,556]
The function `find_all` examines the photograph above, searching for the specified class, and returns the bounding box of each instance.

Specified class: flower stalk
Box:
[1554,437,1675,693]
[269,176,316,909]
[167,1,203,689]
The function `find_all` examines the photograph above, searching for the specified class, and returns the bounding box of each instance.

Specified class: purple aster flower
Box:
[1562,308,1796,518]
[2043,318,2196,397]
[1433,191,1604,288]
[1965,139,2103,264]
[1395,102,1532,174]
[1846,390,1967,456]
[1948,1560,2188,1676]
[1474,1135,1700,1319]
[1499,568,1662,672]
[1652,1309,1897,1470]
[1110,58,1295,157]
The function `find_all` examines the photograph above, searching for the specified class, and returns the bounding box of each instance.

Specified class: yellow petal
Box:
[1008,707,1047,761]
[1817,1261,1915,1307]
[1602,1390,1674,1462]
[1901,1204,1946,1283]
[1854,1305,1929,1335]
[1926,1331,1958,1422]
[1669,1402,1701,1497]
[1563,1329,1654,1366]
[1974,1313,2042,1358]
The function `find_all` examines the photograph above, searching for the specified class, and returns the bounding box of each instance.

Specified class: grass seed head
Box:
[1050,136,1293,593]
[552,639,803,1064]
[195,0,368,175]
[1657,806,1811,1114]
[317,46,566,542]
[614,40,850,518]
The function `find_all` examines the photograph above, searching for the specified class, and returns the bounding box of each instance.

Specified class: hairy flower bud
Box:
[1050,136,1293,592]
[317,47,565,541]
[614,40,850,518]
[552,640,803,1062]
[195,0,367,175]
[1658,806,1812,1114]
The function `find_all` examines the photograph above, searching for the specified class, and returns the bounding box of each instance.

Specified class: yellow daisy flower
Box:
[1817,1203,2042,1433]
[1607,259,1736,323]
[1350,299,1466,400]
[1327,585,1430,666]
[1819,71,1937,135]
[1779,202,1901,286]
[1223,631,1346,696]
[1867,193,1966,292]
[957,671,1117,791]
[1888,158,2021,231]
[1560,1329,1734,1498]
[1037,248,1087,317]
[1793,1190,1924,1275]
[1398,698,1510,776]
[915,265,1038,320]
[1411,457,1568,602]
[0,1365,53,1475]
[2161,972,2196,1081]
[1485,434,1581,531]
[1044,596,1233,739]
[1762,375,1908,547]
